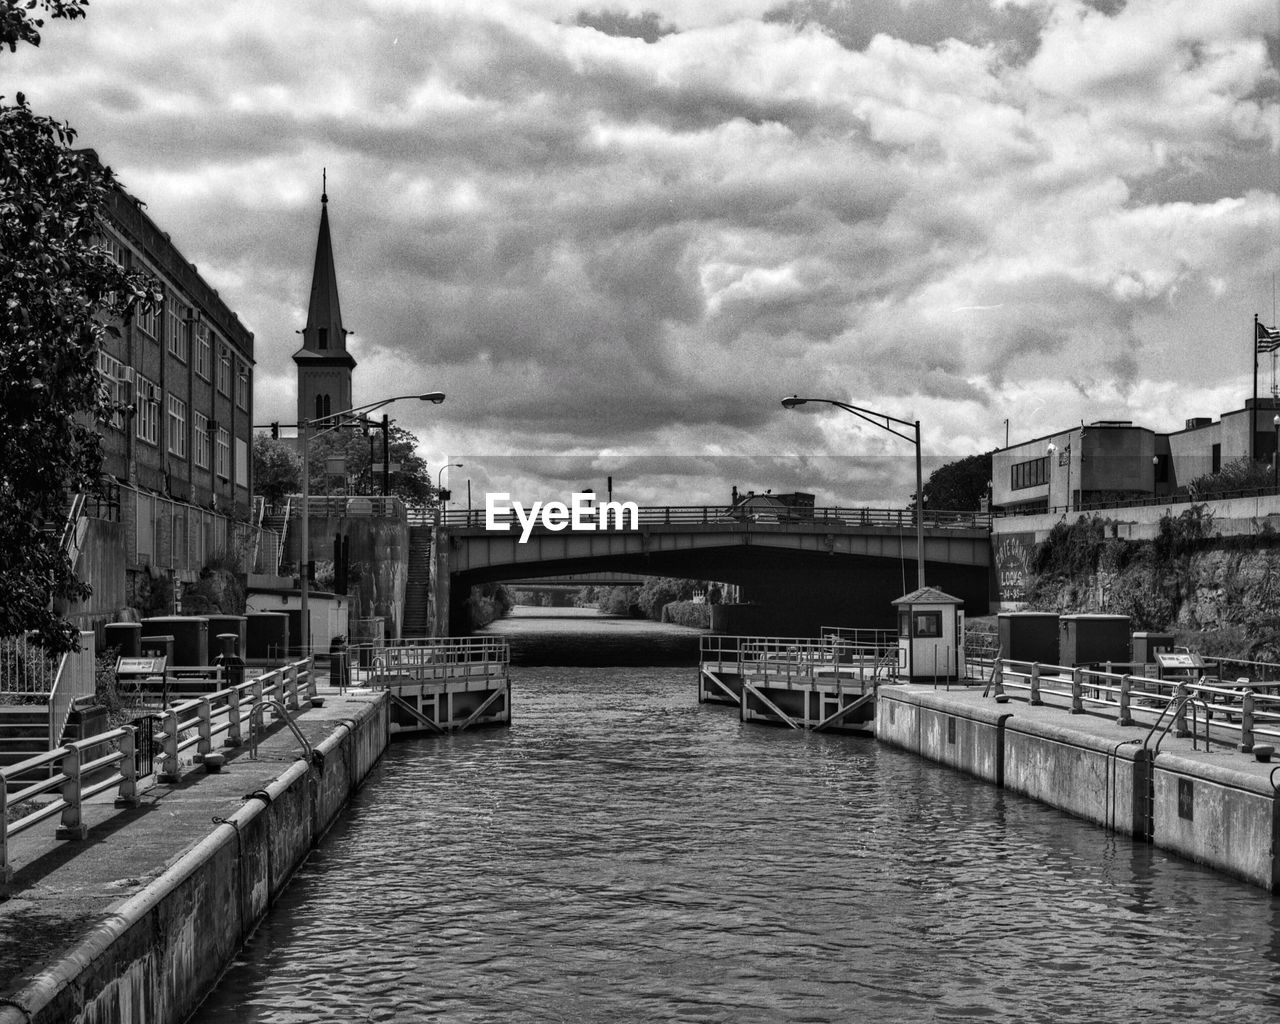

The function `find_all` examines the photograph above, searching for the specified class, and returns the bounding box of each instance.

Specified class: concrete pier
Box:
[877,684,1280,890]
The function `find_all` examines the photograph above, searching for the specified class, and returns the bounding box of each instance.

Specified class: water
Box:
[191,609,1280,1023]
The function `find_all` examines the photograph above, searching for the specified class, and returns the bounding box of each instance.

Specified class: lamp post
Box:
[1273,415,1279,491]
[781,395,925,590]
[298,391,445,659]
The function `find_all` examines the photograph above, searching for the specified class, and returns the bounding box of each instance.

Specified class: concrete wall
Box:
[1152,752,1280,890]
[877,687,1009,785]
[0,696,390,1024]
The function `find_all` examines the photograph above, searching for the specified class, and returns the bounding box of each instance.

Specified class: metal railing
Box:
[353,637,510,688]
[991,659,1280,752]
[1,631,96,749]
[47,632,97,749]
[155,656,314,781]
[2,727,138,885]
[993,484,1280,520]
[441,505,991,531]
[0,633,59,697]
[819,626,898,650]
[287,495,406,520]
[700,634,901,683]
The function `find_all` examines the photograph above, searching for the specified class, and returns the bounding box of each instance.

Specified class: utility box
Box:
[103,621,142,658]
[1059,614,1131,667]
[141,616,209,666]
[204,615,247,665]
[1132,631,1176,666]
[997,612,1060,667]
[893,587,964,681]
[246,612,290,662]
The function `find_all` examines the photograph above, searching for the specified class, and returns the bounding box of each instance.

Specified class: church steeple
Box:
[294,175,356,426]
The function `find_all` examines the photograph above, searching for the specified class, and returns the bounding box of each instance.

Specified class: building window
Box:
[136,376,160,446]
[215,427,231,479]
[235,362,249,410]
[314,393,331,421]
[167,302,189,363]
[194,412,210,469]
[1154,453,1170,484]
[194,326,211,380]
[1211,444,1221,474]
[96,350,127,429]
[135,300,158,340]
[167,395,187,457]
[318,327,328,349]
[216,349,232,395]
[913,611,942,638]
[235,437,248,489]
[1011,456,1049,490]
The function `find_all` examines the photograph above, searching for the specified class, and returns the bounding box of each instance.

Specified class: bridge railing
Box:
[442,505,990,531]
[819,626,898,651]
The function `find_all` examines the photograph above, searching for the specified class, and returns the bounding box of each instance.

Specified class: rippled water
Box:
[191,614,1280,1023]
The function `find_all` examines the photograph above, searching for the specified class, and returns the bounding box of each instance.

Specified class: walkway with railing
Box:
[700,634,902,685]
[1,656,316,885]
[990,658,1280,753]
[350,636,510,689]
[440,505,990,531]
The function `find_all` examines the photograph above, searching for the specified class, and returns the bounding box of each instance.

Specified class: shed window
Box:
[913,611,942,638]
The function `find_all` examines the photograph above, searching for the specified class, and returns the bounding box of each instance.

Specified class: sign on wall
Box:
[995,532,1037,603]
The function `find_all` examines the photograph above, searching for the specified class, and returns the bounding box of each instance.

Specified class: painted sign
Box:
[994,532,1037,603]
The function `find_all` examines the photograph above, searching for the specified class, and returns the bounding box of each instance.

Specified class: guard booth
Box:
[893,587,963,681]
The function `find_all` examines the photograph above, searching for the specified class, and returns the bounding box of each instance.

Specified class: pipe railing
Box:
[2,727,138,886]
[993,658,1280,752]
[700,634,901,683]
[354,637,510,688]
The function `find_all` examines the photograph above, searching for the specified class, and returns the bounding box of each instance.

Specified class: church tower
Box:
[293,179,356,428]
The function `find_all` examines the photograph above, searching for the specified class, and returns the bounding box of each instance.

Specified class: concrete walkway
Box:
[0,682,380,994]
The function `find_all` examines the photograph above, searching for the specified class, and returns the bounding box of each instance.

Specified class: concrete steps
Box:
[1,704,52,793]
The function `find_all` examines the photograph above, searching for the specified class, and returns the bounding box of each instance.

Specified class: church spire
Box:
[294,177,356,427]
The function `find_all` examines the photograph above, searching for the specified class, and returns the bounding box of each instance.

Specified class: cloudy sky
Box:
[3,0,1278,507]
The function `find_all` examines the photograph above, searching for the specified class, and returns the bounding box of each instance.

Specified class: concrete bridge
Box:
[431,506,992,635]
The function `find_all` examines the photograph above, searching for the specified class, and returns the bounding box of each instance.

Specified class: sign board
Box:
[1155,652,1203,670]
[117,656,166,676]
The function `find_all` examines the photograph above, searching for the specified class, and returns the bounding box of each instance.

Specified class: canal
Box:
[191,608,1280,1022]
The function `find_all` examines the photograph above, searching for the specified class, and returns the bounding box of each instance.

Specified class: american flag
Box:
[1257,320,1280,353]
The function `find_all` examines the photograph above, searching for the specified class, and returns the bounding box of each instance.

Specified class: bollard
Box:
[115,728,139,807]
[286,664,300,711]
[1071,667,1084,714]
[1239,690,1255,753]
[159,707,181,783]
[1,785,10,886]
[1030,663,1043,706]
[55,745,88,840]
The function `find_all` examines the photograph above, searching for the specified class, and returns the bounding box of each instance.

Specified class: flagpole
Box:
[1254,313,1260,463]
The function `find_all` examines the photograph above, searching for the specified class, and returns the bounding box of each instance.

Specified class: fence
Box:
[0,631,97,749]
[352,636,510,688]
[128,485,280,576]
[1,655,316,886]
[992,659,1280,753]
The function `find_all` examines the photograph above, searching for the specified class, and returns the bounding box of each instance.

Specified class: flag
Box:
[1257,320,1280,353]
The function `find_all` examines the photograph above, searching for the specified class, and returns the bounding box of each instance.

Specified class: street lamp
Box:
[1273,414,1279,490]
[298,391,445,658]
[781,395,925,590]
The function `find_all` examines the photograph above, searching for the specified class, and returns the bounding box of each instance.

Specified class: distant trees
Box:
[920,452,994,511]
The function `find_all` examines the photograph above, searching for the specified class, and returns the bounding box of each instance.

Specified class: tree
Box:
[305,422,437,507]
[921,451,995,511]
[252,435,302,506]
[1,1,87,53]
[2,42,161,651]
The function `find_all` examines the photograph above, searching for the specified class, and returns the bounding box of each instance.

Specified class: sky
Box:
[2,0,1278,508]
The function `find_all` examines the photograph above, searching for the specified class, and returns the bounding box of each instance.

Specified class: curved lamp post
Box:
[781,395,925,590]
[299,391,445,658]
[1273,414,1279,491]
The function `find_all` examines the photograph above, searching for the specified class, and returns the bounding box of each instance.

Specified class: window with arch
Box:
[314,393,331,421]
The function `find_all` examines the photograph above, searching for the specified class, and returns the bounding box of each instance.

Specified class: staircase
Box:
[262,500,290,574]
[401,525,434,639]
[1,705,51,794]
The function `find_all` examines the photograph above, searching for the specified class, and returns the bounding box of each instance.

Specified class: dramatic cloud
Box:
[1,0,1276,507]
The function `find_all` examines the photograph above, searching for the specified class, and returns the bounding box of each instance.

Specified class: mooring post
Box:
[1119,675,1135,726]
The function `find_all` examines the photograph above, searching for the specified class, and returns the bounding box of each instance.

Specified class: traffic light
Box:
[439,489,451,502]
[270,422,279,439]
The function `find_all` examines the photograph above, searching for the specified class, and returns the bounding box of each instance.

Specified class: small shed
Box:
[893,587,964,681]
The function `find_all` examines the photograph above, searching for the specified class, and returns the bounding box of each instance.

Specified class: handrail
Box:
[699,634,895,685]
[248,699,313,764]
[2,726,138,887]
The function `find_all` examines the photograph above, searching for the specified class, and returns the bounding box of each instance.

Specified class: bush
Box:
[661,601,712,628]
